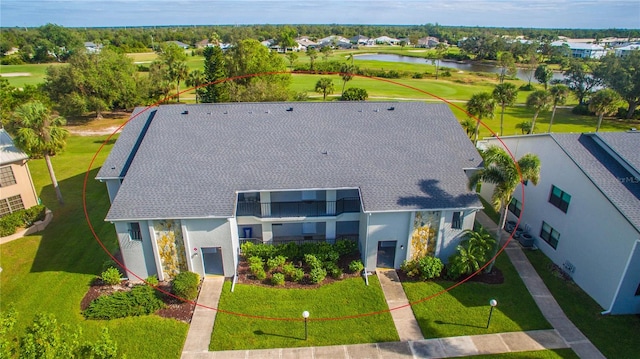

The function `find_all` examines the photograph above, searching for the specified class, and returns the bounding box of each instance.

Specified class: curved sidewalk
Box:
[475,211,605,359]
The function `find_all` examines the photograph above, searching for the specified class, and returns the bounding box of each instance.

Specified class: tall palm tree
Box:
[526,90,552,134]
[12,101,69,204]
[589,89,621,132]
[448,227,496,277]
[466,92,496,144]
[169,61,189,103]
[468,146,541,272]
[460,118,476,138]
[547,84,570,133]
[186,69,207,103]
[492,83,518,136]
[315,77,334,100]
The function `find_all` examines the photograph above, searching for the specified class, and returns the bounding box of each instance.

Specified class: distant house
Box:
[97,102,483,282]
[374,36,400,45]
[295,36,317,50]
[551,41,607,59]
[350,35,370,45]
[417,37,440,48]
[84,41,102,54]
[317,35,351,47]
[196,39,211,48]
[479,132,640,315]
[167,41,190,49]
[0,129,39,218]
[615,44,640,57]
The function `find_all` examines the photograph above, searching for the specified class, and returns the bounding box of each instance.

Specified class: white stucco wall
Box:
[438,210,477,261]
[484,136,640,313]
[363,212,411,271]
[182,218,235,277]
[103,179,121,203]
[113,220,157,281]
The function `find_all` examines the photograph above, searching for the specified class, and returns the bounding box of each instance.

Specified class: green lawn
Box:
[210,276,398,350]
[525,250,640,359]
[403,254,551,339]
[0,62,64,88]
[0,135,187,359]
[469,349,578,358]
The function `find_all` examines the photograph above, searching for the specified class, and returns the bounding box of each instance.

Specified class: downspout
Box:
[363,213,371,286]
[231,246,240,293]
[601,239,640,315]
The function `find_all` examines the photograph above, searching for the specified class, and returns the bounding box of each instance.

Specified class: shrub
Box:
[0,205,46,236]
[348,260,364,274]
[340,87,368,101]
[334,240,358,256]
[412,72,424,79]
[572,103,594,116]
[171,271,200,301]
[84,285,165,320]
[519,83,535,91]
[252,266,267,280]
[271,273,285,286]
[241,242,278,259]
[304,254,322,270]
[247,256,264,267]
[266,255,286,272]
[290,268,305,283]
[146,275,159,286]
[324,262,343,279]
[101,267,122,285]
[402,256,444,280]
[309,267,327,284]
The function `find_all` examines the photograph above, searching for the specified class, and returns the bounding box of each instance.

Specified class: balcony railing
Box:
[239,235,358,249]
[236,197,360,218]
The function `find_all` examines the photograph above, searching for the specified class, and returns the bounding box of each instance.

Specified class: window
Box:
[508,198,522,217]
[549,185,571,213]
[0,195,24,217]
[452,211,462,229]
[540,221,560,249]
[636,282,640,297]
[128,222,142,240]
[0,166,17,187]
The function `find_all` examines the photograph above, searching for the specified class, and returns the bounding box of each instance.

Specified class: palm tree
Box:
[315,77,334,100]
[492,83,518,136]
[340,63,356,94]
[589,89,621,132]
[526,90,552,134]
[186,69,206,103]
[466,92,496,144]
[12,101,69,205]
[169,61,189,103]
[547,84,570,133]
[468,146,541,272]
[448,227,496,277]
[460,118,476,138]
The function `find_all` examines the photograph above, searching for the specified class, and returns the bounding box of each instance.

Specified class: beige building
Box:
[0,129,39,217]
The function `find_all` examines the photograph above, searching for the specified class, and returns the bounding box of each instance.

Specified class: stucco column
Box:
[262,222,273,244]
[148,221,165,282]
[260,191,271,217]
[326,220,336,242]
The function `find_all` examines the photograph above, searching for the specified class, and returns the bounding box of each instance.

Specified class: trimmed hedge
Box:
[172,271,201,301]
[0,205,46,237]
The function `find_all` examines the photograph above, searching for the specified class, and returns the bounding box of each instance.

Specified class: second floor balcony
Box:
[236,197,360,218]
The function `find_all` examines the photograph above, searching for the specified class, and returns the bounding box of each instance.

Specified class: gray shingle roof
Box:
[0,129,28,165]
[103,102,483,221]
[552,132,640,232]
[596,131,640,173]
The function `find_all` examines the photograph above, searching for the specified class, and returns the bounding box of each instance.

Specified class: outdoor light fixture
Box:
[486,299,498,329]
[302,311,310,340]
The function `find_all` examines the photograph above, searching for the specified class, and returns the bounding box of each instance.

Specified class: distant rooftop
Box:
[0,129,28,165]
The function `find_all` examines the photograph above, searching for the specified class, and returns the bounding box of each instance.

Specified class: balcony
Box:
[236,197,360,218]
[239,234,358,248]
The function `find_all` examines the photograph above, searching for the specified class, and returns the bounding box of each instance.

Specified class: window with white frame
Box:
[508,198,522,217]
[549,185,571,213]
[0,195,24,217]
[0,166,17,187]
[128,222,142,240]
[540,221,560,249]
[451,211,463,229]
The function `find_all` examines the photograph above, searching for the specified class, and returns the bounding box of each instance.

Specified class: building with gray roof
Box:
[98,102,483,282]
[480,131,640,314]
[1,129,39,218]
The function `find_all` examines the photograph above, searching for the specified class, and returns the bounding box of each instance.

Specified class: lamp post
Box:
[302,311,309,340]
[486,299,498,329]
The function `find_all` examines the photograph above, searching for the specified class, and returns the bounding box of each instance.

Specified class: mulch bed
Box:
[80,278,196,323]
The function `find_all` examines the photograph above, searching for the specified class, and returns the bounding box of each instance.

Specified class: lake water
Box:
[354,54,564,82]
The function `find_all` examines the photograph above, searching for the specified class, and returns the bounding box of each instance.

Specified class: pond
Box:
[354,54,564,83]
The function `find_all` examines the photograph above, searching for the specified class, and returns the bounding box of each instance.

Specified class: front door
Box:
[201,247,224,276]
[376,241,397,268]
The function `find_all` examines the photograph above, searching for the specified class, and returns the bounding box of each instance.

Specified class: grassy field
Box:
[402,254,551,339]
[0,62,65,88]
[0,135,187,359]
[525,250,640,359]
[469,349,578,358]
[210,276,398,350]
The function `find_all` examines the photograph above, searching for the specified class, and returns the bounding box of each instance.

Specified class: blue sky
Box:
[1,0,638,29]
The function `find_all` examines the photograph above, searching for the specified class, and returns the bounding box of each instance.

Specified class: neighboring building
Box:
[615,44,640,57]
[97,102,483,282]
[84,42,102,54]
[167,41,190,49]
[417,37,440,48]
[196,39,212,48]
[350,35,370,45]
[0,129,39,218]
[479,132,640,314]
[551,41,607,59]
[374,36,400,45]
[317,35,351,47]
[295,36,317,50]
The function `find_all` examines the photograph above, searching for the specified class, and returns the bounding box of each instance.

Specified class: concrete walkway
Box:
[181,276,225,359]
[377,268,424,341]
[475,211,606,359]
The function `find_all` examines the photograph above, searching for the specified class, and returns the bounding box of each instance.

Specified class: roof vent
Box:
[181,110,189,115]
[374,109,379,112]
[286,107,293,112]
[321,151,328,155]
[388,106,395,111]
[629,128,638,132]
[358,109,363,112]
[223,111,228,114]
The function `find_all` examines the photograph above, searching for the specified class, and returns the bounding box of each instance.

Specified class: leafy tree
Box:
[589,89,622,132]
[320,45,332,61]
[306,47,318,71]
[286,52,298,70]
[340,87,368,101]
[468,146,541,271]
[523,48,540,86]
[526,90,552,134]
[186,69,207,103]
[0,305,17,358]
[562,59,602,105]
[12,101,69,204]
[466,92,496,144]
[534,64,553,89]
[492,82,518,136]
[201,46,229,103]
[447,228,496,277]
[225,39,290,102]
[547,84,570,132]
[44,49,140,118]
[20,313,82,359]
[594,51,640,119]
[157,43,188,102]
[33,23,82,62]
[459,34,504,60]
[497,52,516,83]
[516,120,534,134]
[315,77,334,100]
[427,43,448,80]
[339,63,356,93]
[277,26,297,52]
